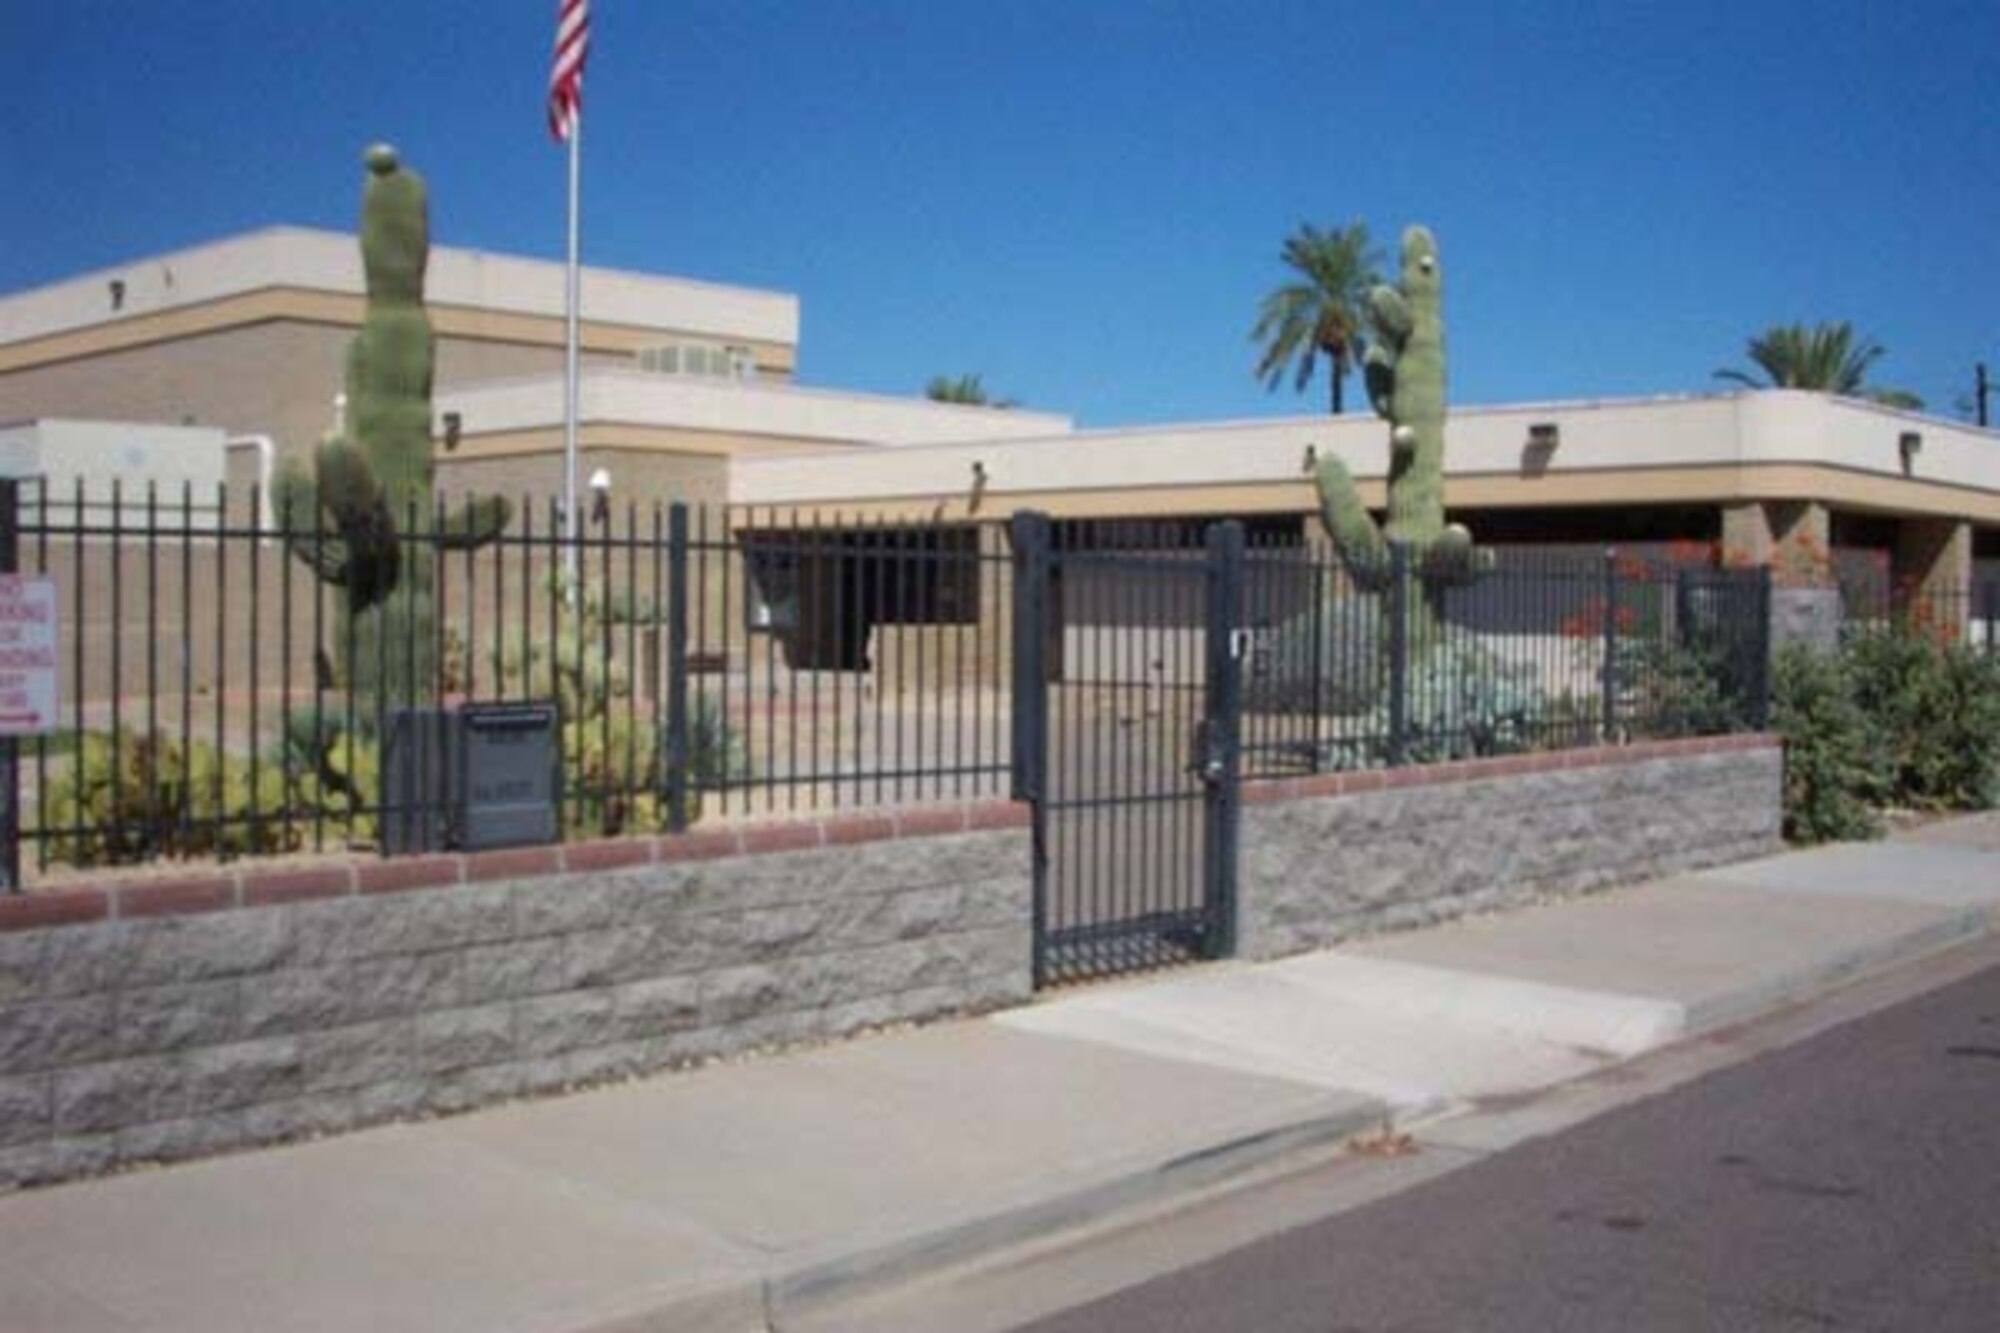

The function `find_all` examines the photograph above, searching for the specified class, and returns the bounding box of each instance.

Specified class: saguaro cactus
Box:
[278,144,509,705]
[1312,224,1481,592]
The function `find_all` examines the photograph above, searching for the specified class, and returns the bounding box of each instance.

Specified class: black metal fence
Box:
[1837,570,2000,652]
[1233,536,1773,776]
[4,482,1015,882]
[2,483,1782,887]
[1031,523,1771,780]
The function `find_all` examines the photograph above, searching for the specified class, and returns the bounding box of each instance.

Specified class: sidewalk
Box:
[4,814,1998,1333]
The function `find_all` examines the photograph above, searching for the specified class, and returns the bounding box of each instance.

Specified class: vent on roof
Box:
[636,342,756,380]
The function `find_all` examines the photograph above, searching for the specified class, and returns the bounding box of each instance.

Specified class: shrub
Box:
[1917,645,2000,809]
[43,728,355,868]
[1771,644,1889,844]
[1397,642,1549,761]
[1253,597,1383,715]
[1622,637,1754,739]
[1843,629,1951,808]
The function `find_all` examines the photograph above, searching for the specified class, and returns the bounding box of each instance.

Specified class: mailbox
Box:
[381,708,455,856]
[455,701,560,852]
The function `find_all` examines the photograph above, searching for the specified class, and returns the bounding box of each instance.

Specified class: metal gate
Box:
[1011,512,1245,986]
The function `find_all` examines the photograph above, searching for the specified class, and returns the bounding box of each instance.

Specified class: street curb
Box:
[1678,904,1992,1037]
[563,1275,768,1333]
[763,1092,1390,1324]
[764,898,1996,1329]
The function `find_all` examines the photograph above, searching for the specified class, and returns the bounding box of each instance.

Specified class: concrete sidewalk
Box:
[3,814,1998,1333]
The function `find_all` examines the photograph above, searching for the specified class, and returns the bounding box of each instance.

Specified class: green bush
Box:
[1843,630,2000,811]
[1843,630,1950,808]
[1398,642,1549,762]
[44,728,360,868]
[1771,644,1889,844]
[1617,638,1744,739]
[1919,644,2000,809]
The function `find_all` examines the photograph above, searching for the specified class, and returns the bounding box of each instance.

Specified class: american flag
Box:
[547,0,590,142]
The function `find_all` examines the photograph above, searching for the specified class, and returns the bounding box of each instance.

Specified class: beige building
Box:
[728,389,2000,598]
[0,227,1071,518]
[3,230,1995,603]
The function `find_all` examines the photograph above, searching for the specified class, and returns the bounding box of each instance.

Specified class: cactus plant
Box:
[277,144,509,709]
[492,579,745,833]
[1312,224,1482,593]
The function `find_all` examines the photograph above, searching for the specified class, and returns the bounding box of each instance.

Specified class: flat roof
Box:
[726,390,2000,520]
[0,226,800,349]
[439,368,1074,448]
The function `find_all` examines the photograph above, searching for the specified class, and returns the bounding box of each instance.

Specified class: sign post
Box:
[0,478,56,891]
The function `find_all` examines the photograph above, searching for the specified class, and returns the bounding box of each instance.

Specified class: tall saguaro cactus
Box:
[278,144,509,707]
[1311,224,1481,593]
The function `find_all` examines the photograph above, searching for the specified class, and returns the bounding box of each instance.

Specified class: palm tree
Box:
[1715,321,1923,409]
[1252,222,1384,414]
[925,373,1013,407]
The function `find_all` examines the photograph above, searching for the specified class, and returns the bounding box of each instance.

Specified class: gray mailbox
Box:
[381,708,455,856]
[455,701,561,852]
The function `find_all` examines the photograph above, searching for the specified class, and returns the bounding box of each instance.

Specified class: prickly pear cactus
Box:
[1312,224,1480,591]
[278,144,509,706]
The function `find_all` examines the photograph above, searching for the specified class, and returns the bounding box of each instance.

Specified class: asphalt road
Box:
[1016,959,2000,1333]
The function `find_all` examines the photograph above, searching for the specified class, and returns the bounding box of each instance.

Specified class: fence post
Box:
[1600,547,1619,741]
[0,478,16,892]
[1009,511,1050,803]
[1309,560,1325,772]
[663,503,691,833]
[1386,543,1410,766]
[1205,520,1246,958]
[1754,564,1774,730]
[1009,511,1053,987]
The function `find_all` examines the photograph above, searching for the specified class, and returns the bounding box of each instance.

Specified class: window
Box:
[635,342,756,380]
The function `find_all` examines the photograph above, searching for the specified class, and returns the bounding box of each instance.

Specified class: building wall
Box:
[728,392,2000,530]
[435,445,731,512]
[0,321,627,469]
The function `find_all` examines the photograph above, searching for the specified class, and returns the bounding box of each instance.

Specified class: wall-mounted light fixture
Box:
[1521,422,1560,478]
[587,467,612,524]
[968,459,988,513]
[1899,430,1922,473]
[441,411,462,452]
[1302,444,1318,473]
[108,279,125,312]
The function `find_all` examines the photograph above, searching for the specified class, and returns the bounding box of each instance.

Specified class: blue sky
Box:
[5,1,1997,427]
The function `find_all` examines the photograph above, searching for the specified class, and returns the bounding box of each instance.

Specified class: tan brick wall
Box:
[434,447,728,512]
[0,320,623,471]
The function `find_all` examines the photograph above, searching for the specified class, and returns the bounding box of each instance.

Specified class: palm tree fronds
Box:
[1716,320,1914,406]
[1252,221,1383,414]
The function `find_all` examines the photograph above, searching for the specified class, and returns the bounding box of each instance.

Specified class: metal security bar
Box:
[4,483,1015,884]
[1011,514,1242,985]
[686,507,1015,820]
[1229,534,1774,779]
[1838,571,2000,654]
[4,478,1799,893]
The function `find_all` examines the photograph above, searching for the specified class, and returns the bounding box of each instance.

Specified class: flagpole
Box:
[562,110,582,594]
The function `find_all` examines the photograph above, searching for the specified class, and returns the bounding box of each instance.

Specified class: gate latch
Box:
[1190,718,1227,784]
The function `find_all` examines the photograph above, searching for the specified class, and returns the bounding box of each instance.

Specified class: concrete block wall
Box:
[1238,735,1783,960]
[0,803,1031,1189]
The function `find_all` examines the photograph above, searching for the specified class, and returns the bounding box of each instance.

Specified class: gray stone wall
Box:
[0,829,1028,1189]
[1240,745,1783,961]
